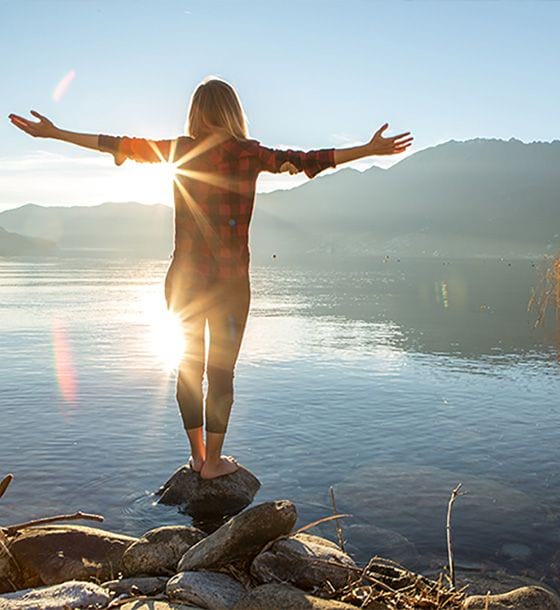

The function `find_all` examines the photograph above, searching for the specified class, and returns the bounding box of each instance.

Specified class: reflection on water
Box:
[0,256,559,588]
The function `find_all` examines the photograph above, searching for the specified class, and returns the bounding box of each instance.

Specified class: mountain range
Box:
[1,138,559,259]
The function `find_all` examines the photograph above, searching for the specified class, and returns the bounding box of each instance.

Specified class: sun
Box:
[141,289,185,372]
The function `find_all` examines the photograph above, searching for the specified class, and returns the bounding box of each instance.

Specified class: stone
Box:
[118,602,204,610]
[232,583,360,610]
[0,580,111,610]
[156,463,261,519]
[251,532,357,590]
[456,570,552,597]
[102,575,168,596]
[178,500,297,571]
[463,585,560,609]
[5,524,136,589]
[0,533,20,594]
[167,571,246,609]
[122,525,206,576]
[342,523,419,568]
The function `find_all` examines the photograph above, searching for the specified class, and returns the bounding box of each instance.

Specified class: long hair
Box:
[186,76,249,140]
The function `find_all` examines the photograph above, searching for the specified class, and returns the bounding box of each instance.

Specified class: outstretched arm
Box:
[333,123,413,165]
[257,123,413,178]
[9,110,103,151]
[8,111,177,165]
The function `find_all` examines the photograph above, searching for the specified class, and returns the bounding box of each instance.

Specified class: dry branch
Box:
[3,511,104,536]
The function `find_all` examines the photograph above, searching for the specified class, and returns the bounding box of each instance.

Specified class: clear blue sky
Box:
[1,0,559,209]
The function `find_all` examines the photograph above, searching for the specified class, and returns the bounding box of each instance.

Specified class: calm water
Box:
[1,255,559,587]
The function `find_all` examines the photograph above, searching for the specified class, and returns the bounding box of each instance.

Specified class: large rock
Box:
[463,585,560,609]
[156,463,260,519]
[0,534,20,594]
[178,500,297,571]
[5,525,136,589]
[167,571,246,609]
[123,525,206,576]
[0,580,111,610]
[251,532,357,590]
[103,575,168,596]
[232,583,360,610]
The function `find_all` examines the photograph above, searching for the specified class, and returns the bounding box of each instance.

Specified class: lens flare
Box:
[52,319,78,406]
[53,69,76,102]
[141,290,185,372]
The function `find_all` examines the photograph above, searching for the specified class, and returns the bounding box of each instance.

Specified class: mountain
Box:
[0,226,57,256]
[1,138,559,259]
[0,201,173,256]
[251,138,560,259]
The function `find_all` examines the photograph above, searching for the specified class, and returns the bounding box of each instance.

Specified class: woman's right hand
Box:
[8,110,59,139]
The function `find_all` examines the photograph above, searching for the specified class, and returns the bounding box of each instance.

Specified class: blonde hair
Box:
[186,76,249,140]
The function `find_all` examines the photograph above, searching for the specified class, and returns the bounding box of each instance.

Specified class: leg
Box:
[166,262,208,470]
[200,277,251,479]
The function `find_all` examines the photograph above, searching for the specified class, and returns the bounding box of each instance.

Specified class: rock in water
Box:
[167,571,246,609]
[232,583,360,610]
[463,585,560,609]
[251,532,357,591]
[122,525,206,576]
[156,463,261,519]
[5,525,136,590]
[0,580,111,609]
[178,500,297,571]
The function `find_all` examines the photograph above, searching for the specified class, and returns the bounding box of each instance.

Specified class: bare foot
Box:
[200,456,239,480]
[188,456,204,473]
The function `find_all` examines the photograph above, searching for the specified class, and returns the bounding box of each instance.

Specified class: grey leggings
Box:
[164,261,251,434]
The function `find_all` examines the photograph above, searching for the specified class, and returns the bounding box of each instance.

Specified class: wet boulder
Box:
[251,532,357,591]
[122,525,206,576]
[156,463,261,520]
[167,571,246,609]
[463,585,560,609]
[6,524,136,589]
[178,500,297,571]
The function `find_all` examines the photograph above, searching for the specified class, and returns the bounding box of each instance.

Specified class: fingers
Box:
[374,123,389,138]
[390,131,410,140]
[9,114,31,127]
[30,110,49,123]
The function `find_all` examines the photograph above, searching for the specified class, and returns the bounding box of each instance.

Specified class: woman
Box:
[9,76,413,479]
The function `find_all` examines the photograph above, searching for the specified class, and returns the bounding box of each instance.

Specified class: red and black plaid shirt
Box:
[98,131,336,281]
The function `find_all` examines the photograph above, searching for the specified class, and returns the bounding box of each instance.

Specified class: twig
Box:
[295,513,352,536]
[446,483,464,589]
[329,486,345,552]
[0,474,13,501]
[2,511,104,536]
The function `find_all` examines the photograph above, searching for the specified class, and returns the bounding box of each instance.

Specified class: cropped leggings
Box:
[164,260,251,434]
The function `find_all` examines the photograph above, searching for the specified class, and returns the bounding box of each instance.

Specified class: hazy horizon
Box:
[2,1,560,209]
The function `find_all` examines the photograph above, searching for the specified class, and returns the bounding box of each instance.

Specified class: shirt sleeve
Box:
[98,134,183,165]
[255,143,337,179]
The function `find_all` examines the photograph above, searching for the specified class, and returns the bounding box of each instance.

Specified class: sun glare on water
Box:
[141,290,185,372]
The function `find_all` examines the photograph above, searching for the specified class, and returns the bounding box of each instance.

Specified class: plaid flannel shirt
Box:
[98,132,336,281]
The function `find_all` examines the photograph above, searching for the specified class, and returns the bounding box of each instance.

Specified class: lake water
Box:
[1,255,559,588]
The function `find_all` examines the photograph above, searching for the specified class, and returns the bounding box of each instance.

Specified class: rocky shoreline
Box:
[1,467,559,610]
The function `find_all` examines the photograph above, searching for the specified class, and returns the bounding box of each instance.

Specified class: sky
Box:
[1,0,559,211]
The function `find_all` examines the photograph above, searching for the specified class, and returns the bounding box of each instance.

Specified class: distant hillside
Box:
[0,226,57,256]
[251,138,560,259]
[0,201,173,255]
[1,138,559,259]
